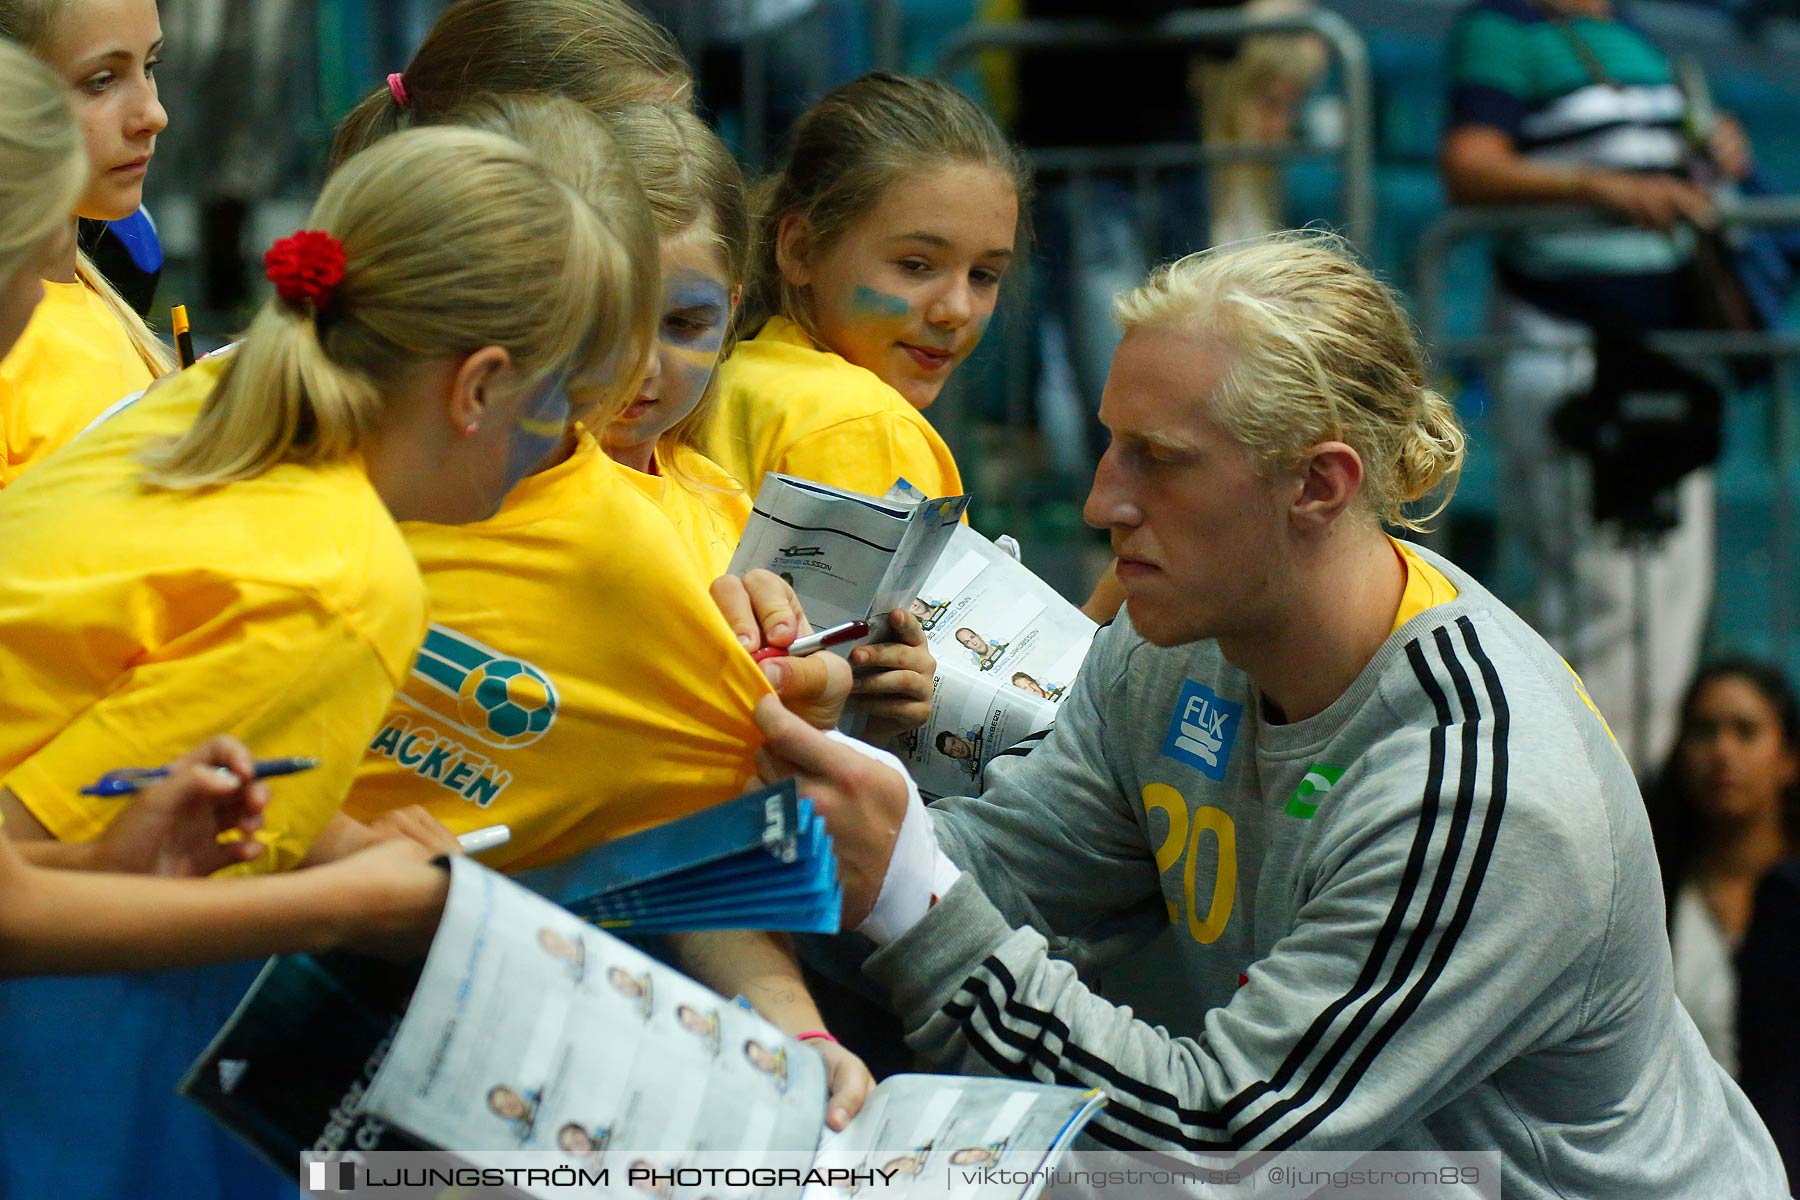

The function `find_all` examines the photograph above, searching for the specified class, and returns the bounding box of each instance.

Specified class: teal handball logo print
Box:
[459,659,556,746]
[404,624,561,749]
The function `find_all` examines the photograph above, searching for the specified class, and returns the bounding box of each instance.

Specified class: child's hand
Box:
[850,609,935,741]
[92,736,269,876]
[711,570,853,730]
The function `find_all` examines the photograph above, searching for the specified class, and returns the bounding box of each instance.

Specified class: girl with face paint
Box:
[595,102,756,579]
[708,71,1029,506]
[333,97,880,1135]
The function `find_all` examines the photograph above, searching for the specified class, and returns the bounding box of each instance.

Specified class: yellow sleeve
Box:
[774,412,963,500]
[3,590,412,874]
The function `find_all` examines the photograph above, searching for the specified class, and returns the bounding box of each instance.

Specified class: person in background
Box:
[1737,855,1800,1190]
[1440,0,1756,769]
[1648,659,1798,1076]
[0,0,175,485]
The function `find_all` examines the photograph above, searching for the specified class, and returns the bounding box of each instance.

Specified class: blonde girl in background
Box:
[335,96,877,1124]
[0,0,174,485]
[0,36,450,978]
[709,71,1030,504]
[329,0,692,169]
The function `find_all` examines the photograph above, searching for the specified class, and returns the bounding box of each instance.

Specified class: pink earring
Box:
[464,421,480,436]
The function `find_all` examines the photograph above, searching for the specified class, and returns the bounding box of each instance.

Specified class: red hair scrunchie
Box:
[263,230,347,312]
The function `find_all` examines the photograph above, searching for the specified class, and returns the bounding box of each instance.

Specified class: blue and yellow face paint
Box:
[502,371,572,493]
[610,262,733,458]
[849,285,911,319]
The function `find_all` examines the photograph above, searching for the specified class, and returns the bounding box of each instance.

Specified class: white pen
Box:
[457,824,512,856]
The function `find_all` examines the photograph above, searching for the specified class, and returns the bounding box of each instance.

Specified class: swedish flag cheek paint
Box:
[850,286,911,319]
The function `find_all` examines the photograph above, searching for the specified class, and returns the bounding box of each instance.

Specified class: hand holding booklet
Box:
[727,473,970,645]
[182,855,1105,1199]
[729,474,1099,795]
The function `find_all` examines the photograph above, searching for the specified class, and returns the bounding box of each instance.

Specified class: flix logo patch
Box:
[1162,680,1243,780]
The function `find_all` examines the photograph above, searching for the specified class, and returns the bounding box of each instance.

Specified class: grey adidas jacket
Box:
[864,547,1786,1198]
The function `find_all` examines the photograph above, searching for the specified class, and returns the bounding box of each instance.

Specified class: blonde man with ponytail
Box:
[751,232,1786,1197]
[0,1,174,486]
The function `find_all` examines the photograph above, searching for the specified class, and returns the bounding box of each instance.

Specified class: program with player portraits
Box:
[732,476,1098,797]
[182,856,1103,1199]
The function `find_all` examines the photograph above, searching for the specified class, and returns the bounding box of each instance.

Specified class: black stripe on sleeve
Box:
[1268,618,1511,1150]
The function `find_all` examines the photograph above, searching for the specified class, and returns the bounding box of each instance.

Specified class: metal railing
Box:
[1414,196,1800,759]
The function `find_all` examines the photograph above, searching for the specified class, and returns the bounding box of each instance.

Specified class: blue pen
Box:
[80,755,322,798]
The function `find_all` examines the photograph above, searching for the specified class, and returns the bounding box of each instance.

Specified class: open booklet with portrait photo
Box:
[880,488,1098,798]
[727,472,970,647]
[181,854,1103,1200]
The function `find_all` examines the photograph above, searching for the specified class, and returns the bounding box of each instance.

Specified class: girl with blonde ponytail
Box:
[0,32,454,993]
[0,0,174,486]
[335,95,885,1127]
[0,125,639,875]
[0,124,642,1200]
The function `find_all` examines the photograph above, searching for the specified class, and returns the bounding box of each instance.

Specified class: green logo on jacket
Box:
[1285,764,1345,819]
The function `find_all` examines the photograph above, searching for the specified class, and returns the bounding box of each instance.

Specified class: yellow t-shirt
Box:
[0,354,427,871]
[345,427,774,872]
[707,316,964,502]
[0,279,155,487]
[617,441,752,579]
[1390,536,1460,633]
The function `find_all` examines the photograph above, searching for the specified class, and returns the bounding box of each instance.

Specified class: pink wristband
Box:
[796,1030,838,1045]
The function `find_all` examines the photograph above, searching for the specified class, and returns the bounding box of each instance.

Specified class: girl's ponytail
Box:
[143,127,649,489]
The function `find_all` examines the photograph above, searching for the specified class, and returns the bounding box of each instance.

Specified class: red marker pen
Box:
[752,619,870,663]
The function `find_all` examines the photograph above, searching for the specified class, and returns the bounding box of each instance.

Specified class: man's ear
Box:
[448,345,513,434]
[1290,441,1364,530]
[775,213,813,288]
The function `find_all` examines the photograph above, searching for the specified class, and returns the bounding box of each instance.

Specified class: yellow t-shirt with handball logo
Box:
[0,354,427,871]
[0,279,155,486]
[618,441,751,579]
[345,426,773,872]
[708,315,964,502]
